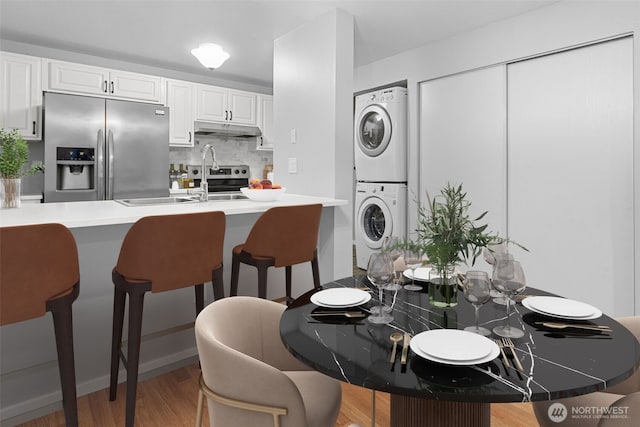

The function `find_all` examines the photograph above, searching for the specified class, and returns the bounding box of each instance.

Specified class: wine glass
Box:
[403,248,423,291]
[382,236,403,291]
[366,253,395,324]
[492,258,526,338]
[487,248,514,306]
[462,271,492,336]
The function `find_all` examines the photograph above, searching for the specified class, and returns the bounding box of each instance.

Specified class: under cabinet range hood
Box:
[194,121,262,138]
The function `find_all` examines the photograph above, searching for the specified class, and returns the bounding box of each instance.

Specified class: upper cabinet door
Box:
[109,70,163,103]
[0,52,42,140]
[195,85,228,122]
[166,79,194,146]
[45,60,163,103]
[257,94,273,150]
[195,85,257,125]
[47,60,110,96]
[228,89,257,125]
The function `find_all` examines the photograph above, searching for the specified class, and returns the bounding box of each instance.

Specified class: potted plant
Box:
[0,129,43,208]
[415,183,496,307]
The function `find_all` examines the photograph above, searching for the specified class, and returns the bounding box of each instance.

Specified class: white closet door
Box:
[419,65,507,269]
[507,37,633,316]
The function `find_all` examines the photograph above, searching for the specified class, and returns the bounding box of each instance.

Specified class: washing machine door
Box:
[358,196,392,249]
[356,104,392,157]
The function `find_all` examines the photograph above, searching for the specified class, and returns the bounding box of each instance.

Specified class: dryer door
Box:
[357,195,393,249]
[356,104,392,157]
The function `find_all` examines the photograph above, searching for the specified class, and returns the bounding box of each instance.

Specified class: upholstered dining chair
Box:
[194,296,342,427]
[109,211,225,427]
[230,204,322,304]
[0,223,80,427]
[532,316,640,427]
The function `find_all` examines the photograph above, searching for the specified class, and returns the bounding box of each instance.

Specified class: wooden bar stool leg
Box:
[311,252,321,289]
[257,262,269,299]
[109,285,126,401]
[285,266,292,303]
[230,253,240,296]
[211,267,224,301]
[195,284,204,315]
[125,289,147,427]
[51,299,78,427]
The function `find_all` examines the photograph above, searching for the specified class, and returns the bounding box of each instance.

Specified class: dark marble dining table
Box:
[279,274,640,427]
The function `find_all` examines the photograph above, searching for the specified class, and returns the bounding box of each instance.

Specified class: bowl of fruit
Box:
[241,179,286,201]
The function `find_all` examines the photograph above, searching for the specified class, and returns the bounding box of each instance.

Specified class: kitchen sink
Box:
[207,193,248,201]
[115,196,200,206]
[115,193,248,206]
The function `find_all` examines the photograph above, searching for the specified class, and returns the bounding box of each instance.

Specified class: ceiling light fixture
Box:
[191,43,230,70]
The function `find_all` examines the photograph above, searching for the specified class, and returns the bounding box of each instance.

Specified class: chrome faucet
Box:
[196,144,219,202]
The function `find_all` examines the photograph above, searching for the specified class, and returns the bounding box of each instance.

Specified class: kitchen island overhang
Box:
[0,194,348,423]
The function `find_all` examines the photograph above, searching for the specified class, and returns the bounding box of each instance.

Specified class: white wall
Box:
[273,9,354,280]
[355,0,640,315]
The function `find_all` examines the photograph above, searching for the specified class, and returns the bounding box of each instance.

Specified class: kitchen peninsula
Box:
[0,194,347,422]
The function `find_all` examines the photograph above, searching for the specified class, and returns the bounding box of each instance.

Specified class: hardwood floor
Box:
[17,362,538,427]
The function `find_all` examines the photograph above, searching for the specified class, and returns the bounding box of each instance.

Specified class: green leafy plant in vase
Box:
[416,183,496,307]
[0,129,43,208]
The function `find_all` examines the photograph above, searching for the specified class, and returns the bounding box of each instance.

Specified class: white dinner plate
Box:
[402,267,431,282]
[410,330,500,366]
[310,288,371,308]
[523,296,602,320]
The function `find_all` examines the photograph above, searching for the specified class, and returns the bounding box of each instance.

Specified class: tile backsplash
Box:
[169,135,273,182]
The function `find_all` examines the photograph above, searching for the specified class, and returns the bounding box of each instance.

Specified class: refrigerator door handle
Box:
[96,129,105,199]
[107,130,115,199]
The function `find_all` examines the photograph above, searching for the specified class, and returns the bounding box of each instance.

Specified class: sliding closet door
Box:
[507,37,633,316]
[419,65,507,255]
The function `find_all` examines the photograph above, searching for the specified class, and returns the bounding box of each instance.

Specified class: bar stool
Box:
[0,223,80,427]
[230,204,322,303]
[108,211,225,427]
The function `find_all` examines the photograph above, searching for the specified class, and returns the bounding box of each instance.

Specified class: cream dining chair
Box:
[194,296,342,427]
[532,316,640,427]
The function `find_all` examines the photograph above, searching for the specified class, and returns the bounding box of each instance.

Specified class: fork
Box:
[503,337,525,373]
[493,338,511,376]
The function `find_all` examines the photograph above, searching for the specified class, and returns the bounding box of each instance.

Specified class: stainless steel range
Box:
[187,164,250,192]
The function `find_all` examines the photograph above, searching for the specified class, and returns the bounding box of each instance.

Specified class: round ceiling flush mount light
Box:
[191,43,230,70]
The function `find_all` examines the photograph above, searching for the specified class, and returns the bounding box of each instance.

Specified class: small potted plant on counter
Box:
[0,129,43,208]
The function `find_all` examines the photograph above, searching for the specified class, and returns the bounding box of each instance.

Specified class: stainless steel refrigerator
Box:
[43,92,169,202]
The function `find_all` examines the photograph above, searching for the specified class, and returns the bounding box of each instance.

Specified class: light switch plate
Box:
[288,157,297,173]
[290,129,297,144]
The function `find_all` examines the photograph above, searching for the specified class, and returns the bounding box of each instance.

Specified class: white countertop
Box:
[0,194,347,228]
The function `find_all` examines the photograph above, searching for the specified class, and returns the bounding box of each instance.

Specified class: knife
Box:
[400,333,411,366]
[310,311,366,318]
[536,322,612,332]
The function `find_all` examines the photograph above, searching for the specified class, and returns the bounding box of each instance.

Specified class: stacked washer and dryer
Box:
[354,87,408,269]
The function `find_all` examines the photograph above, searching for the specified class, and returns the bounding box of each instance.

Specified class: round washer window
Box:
[363,204,386,242]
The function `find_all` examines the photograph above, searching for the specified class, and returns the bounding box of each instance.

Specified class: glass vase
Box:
[428,264,458,307]
[1,178,21,209]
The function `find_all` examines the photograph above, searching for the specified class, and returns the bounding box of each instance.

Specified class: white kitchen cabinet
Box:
[166,79,195,146]
[256,94,273,150]
[0,52,42,140]
[195,84,257,125]
[44,60,163,103]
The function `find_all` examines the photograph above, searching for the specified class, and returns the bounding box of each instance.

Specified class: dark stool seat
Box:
[0,223,80,427]
[108,211,226,427]
[230,204,322,303]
